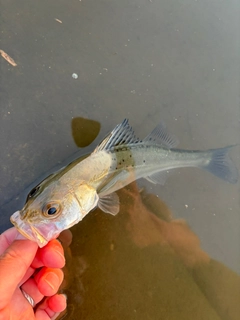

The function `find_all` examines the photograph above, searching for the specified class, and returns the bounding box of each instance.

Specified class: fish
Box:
[10,119,238,247]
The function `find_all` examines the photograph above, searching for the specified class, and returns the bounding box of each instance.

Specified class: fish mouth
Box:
[10,211,49,247]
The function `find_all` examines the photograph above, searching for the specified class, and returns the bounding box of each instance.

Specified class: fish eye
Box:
[47,207,57,215]
[43,203,61,218]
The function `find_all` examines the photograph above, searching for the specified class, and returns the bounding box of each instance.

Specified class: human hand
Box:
[0,227,67,320]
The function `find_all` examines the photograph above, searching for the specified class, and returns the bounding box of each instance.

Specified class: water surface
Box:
[0,0,239,319]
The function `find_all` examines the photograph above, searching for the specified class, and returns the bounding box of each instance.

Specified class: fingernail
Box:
[44,272,59,290]
[55,249,65,264]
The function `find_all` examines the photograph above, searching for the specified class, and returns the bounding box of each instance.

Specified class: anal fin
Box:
[145,171,170,185]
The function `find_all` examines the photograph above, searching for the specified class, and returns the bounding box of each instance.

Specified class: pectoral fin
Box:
[98,192,120,215]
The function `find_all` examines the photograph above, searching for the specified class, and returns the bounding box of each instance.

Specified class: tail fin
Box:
[203,146,239,183]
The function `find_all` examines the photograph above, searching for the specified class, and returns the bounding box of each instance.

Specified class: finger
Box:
[0,240,38,308]
[0,227,21,254]
[21,278,44,306]
[35,294,67,320]
[20,239,65,285]
[32,240,65,269]
[47,294,67,313]
[34,267,64,296]
[19,265,35,286]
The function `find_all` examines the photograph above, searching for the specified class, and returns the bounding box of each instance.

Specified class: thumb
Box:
[0,240,38,308]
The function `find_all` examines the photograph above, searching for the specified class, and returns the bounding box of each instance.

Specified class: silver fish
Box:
[11,119,238,247]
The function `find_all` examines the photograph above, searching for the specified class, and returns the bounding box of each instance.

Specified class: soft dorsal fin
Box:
[143,122,178,149]
[93,119,139,153]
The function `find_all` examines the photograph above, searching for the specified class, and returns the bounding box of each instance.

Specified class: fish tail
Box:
[202,146,239,183]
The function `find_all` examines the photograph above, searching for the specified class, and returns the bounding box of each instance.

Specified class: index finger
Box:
[32,240,65,269]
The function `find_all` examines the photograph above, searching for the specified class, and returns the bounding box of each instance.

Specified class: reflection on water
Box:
[58,182,240,320]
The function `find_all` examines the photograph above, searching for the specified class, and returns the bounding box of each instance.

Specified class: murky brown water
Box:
[58,183,240,320]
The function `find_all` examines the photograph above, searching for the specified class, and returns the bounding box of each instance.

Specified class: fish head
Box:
[10,177,99,247]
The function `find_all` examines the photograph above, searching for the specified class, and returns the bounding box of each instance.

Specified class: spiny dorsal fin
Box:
[143,122,178,149]
[93,119,139,153]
